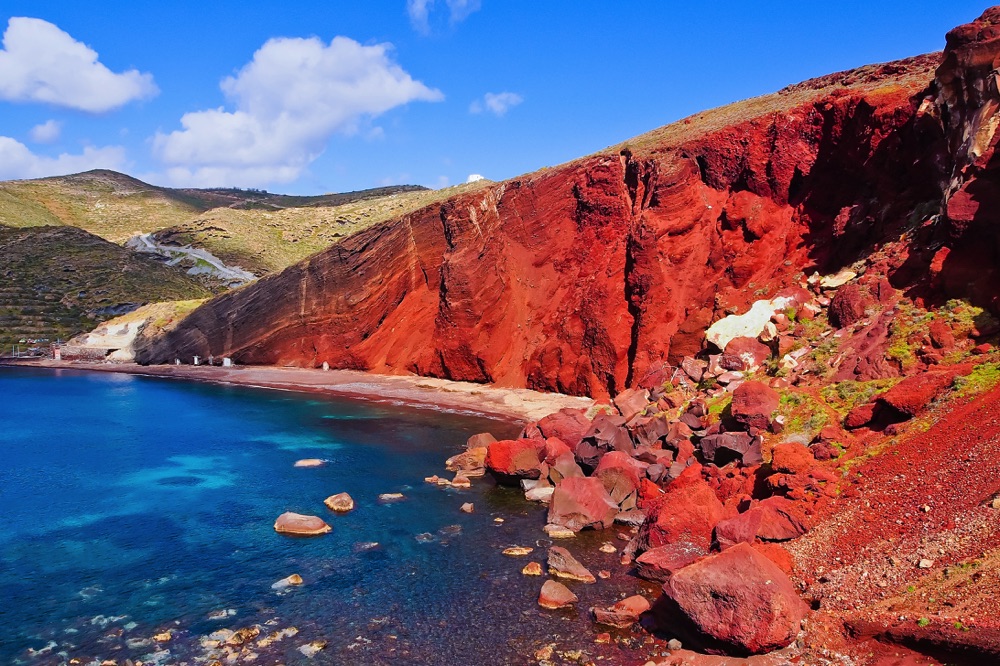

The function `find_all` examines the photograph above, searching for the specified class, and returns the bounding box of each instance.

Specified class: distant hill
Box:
[0,225,210,349]
[0,169,488,276]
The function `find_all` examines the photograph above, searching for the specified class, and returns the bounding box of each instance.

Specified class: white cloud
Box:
[469,91,523,116]
[29,119,61,143]
[153,35,443,188]
[407,0,434,34]
[407,0,481,33]
[0,136,126,180]
[466,173,484,183]
[0,17,157,112]
[446,0,482,23]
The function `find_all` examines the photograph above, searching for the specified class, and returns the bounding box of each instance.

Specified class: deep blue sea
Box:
[0,367,643,665]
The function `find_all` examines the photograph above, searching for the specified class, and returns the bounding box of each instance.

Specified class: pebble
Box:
[918,559,934,569]
[522,562,543,576]
[599,543,617,554]
[503,546,534,556]
[460,502,475,513]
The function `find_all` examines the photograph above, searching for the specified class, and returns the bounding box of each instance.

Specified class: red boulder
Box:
[723,337,772,372]
[878,365,971,417]
[639,473,725,552]
[537,408,591,450]
[547,476,618,532]
[770,442,815,475]
[660,543,808,654]
[634,542,706,583]
[594,451,644,509]
[828,283,871,328]
[730,381,780,430]
[485,438,546,484]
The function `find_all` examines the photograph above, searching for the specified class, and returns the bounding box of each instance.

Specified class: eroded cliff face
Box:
[142,42,980,398]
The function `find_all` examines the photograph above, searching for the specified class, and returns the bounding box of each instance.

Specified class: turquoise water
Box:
[0,367,642,665]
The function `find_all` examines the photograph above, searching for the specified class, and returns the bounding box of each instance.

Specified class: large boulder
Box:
[547,476,618,532]
[639,468,725,552]
[274,512,331,536]
[730,381,780,430]
[713,497,809,549]
[537,408,591,450]
[723,337,772,373]
[660,543,808,655]
[631,413,671,448]
[445,446,488,477]
[594,451,644,509]
[577,413,633,467]
[769,442,815,475]
[877,365,971,417]
[698,432,762,466]
[485,437,546,484]
[828,283,871,328]
[634,542,706,583]
[614,387,650,422]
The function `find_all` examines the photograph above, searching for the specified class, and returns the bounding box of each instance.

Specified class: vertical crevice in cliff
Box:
[622,153,657,389]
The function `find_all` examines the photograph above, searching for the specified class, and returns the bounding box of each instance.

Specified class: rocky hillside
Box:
[0,225,210,349]
[141,49,953,398]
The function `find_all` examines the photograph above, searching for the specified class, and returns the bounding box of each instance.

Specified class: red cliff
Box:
[141,17,1000,399]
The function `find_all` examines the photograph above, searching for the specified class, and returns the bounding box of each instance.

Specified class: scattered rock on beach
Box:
[274,512,331,536]
[522,562,543,576]
[538,580,578,609]
[593,595,651,628]
[548,546,596,583]
[460,502,475,513]
[503,546,534,556]
[323,492,355,512]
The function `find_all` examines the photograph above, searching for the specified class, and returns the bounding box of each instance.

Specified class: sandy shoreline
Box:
[2,359,593,423]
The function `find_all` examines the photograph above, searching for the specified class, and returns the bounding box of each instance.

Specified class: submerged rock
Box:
[293,458,325,467]
[323,492,355,512]
[274,512,331,536]
[271,574,304,590]
[538,580,578,609]
[593,595,651,628]
[548,546,596,583]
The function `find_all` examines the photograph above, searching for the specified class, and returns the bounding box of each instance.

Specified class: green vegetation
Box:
[952,363,1000,398]
[917,618,930,627]
[821,378,900,415]
[0,225,210,348]
[778,390,829,439]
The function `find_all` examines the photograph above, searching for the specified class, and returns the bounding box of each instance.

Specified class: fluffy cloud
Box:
[153,35,443,187]
[407,0,481,34]
[466,173,484,183]
[29,119,62,143]
[0,136,125,180]
[469,91,523,116]
[0,17,157,112]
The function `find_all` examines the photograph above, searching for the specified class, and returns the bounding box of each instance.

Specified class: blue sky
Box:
[0,1,989,194]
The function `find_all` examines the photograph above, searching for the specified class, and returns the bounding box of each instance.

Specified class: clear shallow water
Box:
[0,367,648,665]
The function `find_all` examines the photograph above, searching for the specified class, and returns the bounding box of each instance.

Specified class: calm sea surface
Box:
[0,367,645,665]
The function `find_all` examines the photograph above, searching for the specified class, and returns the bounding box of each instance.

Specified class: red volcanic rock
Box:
[751,542,795,576]
[274,512,331,537]
[614,387,650,422]
[928,320,956,349]
[538,580,578,609]
[594,451,644,508]
[714,497,809,549]
[877,365,972,416]
[730,381,780,430]
[142,51,942,400]
[723,337,772,372]
[631,413,670,448]
[661,543,808,655]
[536,409,591,450]
[828,283,871,328]
[845,402,878,429]
[547,476,618,532]
[593,595,651,628]
[770,442,815,475]
[699,432,762,466]
[548,545,596,583]
[485,438,546,484]
[639,473,725,552]
[542,437,573,465]
[635,542,706,583]
[549,451,585,484]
